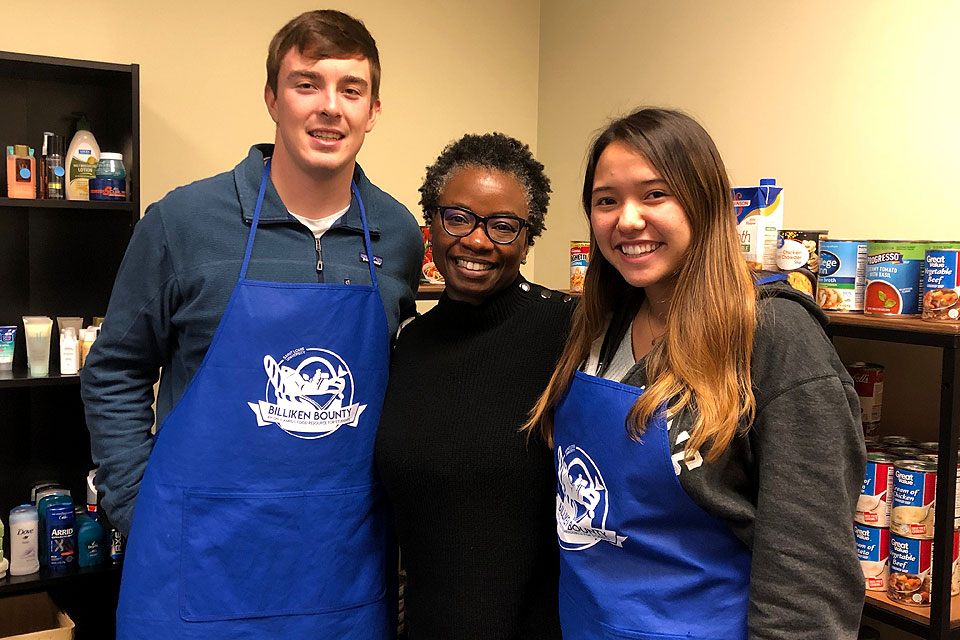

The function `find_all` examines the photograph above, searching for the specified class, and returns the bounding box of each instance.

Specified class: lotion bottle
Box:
[65,114,100,200]
[60,326,79,375]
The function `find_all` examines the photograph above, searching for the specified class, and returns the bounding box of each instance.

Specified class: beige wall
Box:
[535,0,960,289]
[0,0,540,245]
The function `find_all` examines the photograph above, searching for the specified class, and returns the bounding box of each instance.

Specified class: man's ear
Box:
[264,84,279,124]
[365,99,382,133]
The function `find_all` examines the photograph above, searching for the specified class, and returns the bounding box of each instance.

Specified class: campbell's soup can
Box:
[776,230,826,297]
[846,362,884,433]
[865,240,928,316]
[818,240,867,312]
[888,531,960,606]
[887,447,924,461]
[922,249,960,322]
[570,242,589,293]
[857,453,895,527]
[892,460,938,538]
[856,523,890,591]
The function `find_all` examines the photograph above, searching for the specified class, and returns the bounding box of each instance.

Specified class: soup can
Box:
[570,242,590,293]
[887,447,925,461]
[818,240,867,312]
[888,531,960,606]
[891,460,937,538]
[865,240,928,316]
[918,442,940,453]
[882,435,918,447]
[922,249,960,322]
[846,362,884,435]
[856,523,890,591]
[857,453,895,527]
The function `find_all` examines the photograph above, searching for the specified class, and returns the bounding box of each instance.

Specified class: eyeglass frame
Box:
[435,206,528,245]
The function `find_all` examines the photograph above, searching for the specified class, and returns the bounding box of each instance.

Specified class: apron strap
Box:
[240,160,378,289]
[754,273,788,285]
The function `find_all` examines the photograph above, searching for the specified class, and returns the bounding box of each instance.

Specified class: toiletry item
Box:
[0,558,6,579]
[89,152,126,201]
[0,325,15,371]
[60,327,79,375]
[6,144,37,199]
[46,502,76,571]
[86,469,98,518]
[0,516,5,577]
[0,511,5,564]
[43,133,65,200]
[22,316,53,377]
[75,509,105,567]
[78,327,98,369]
[56,316,83,335]
[97,507,124,564]
[65,114,100,200]
[92,316,105,328]
[9,504,40,576]
[36,490,71,567]
[31,482,62,505]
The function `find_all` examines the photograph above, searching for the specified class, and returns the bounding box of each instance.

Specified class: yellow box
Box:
[0,592,75,640]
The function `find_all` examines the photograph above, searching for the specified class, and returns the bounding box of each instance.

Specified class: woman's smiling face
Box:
[430,167,530,305]
[589,141,692,291]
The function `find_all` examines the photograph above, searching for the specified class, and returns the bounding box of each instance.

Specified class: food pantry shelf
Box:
[0,563,121,597]
[864,592,960,637]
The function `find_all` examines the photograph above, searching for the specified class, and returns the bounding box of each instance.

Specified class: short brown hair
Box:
[266,10,381,101]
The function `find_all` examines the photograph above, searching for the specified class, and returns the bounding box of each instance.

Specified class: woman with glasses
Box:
[375,133,571,639]
[525,108,865,639]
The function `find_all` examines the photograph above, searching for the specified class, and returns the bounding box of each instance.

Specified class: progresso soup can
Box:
[818,240,867,312]
[865,240,928,316]
[856,523,890,591]
[922,249,960,322]
[888,531,960,606]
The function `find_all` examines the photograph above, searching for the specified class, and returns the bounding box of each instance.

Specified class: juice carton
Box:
[733,178,783,270]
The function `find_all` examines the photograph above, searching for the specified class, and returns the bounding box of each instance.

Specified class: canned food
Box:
[818,240,867,312]
[887,447,925,461]
[570,241,589,293]
[918,442,940,453]
[776,230,827,297]
[892,460,937,538]
[888,531,960,606]
[846,362,884,433]
[865,240,928,316]
[857,453,895,527]
[882,435,918,447]
[45,503,76,571]
[855,523,890,591]
[922,250,960,322]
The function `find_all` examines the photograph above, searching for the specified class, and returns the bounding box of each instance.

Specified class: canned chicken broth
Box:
[865,241,927,316]
[888,531,960,606]
[922,250,960,322]
[855,523,890,591]
[818,240,867,312]
[857,453,895,527]
[570,242,589,293]
[891,460,937,538]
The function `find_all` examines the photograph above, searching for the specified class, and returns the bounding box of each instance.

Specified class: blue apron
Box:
[554,273,786,639]
[116,161,392,639]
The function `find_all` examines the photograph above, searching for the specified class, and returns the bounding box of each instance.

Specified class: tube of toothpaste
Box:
[0,326,16,370]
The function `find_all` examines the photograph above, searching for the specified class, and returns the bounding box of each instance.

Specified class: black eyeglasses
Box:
[437,206,527,245]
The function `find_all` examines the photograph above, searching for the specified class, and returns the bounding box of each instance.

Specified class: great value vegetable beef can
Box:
[856,523,890,591]
[818,240,867,312]
[922,249,960,322]
[888,531,960,606]
[865,241,928,316]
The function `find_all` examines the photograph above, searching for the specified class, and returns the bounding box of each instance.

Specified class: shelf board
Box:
[864,591,960,635]
[417,283,444,300]
[827,313,960,348]
[0,562,121,597]
[0,197,136,212]
[0,367,80,389]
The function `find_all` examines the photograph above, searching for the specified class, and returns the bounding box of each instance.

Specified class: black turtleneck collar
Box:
[434,274,532,327]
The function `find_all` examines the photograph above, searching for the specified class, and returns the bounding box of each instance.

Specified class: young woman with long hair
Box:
[526,108,865,639]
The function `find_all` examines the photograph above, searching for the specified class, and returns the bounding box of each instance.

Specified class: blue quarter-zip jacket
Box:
[81,144,424,534]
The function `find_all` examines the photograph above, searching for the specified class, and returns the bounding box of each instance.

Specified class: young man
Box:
[81,10,422,639]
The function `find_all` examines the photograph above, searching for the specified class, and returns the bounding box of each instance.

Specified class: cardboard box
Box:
[0,592,74,640]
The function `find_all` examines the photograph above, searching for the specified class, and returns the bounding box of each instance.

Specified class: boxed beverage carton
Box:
[733,178,783,270]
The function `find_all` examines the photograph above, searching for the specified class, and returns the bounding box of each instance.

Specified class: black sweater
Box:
[375,277,574,640]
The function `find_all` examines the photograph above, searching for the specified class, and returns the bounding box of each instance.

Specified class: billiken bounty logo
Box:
[248,347,366,439]
[557,444,626,550]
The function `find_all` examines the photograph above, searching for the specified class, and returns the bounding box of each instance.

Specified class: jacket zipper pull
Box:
[315,237,323,272]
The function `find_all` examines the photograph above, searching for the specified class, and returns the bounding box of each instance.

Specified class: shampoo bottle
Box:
[60,326,79,375]
[8,505,40,576]
[65,114,100,200]
[6,144,37,199]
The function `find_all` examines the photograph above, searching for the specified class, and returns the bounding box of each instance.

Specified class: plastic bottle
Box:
[75,508,105,567]
[0,512,5,576]
[65,113,100,200]
[9,505,40,576]
[79,327,98,369]
[43,133,65,200]
[6,144,37,199]
[86,469,98,519]
[37,491,72,567]
[60,326,79,375]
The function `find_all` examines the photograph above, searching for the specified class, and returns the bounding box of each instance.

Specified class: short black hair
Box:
[419,133,551,245]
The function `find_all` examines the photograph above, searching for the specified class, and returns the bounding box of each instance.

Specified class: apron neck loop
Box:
[240,160,378,289]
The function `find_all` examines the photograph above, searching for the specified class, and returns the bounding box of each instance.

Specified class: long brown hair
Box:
[525,108,757,462]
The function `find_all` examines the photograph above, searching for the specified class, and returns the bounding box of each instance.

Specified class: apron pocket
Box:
[179,485,387,621]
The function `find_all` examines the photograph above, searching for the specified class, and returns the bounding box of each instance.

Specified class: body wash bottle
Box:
[6,145,37,199]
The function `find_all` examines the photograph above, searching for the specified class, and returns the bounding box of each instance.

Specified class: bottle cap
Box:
[41,131,56,156]
[100,152,123,161]
[73,112,92,132]
[13,144,29,156]
[759,178,777,186]
[10,504,38,525]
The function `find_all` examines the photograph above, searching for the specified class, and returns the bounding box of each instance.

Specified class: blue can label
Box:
[922,250,960,321]
[818,240,867,312]
[856,524,889,591]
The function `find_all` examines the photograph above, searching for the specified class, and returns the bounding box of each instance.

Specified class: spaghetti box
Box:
[0,592,75,639]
